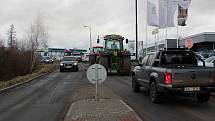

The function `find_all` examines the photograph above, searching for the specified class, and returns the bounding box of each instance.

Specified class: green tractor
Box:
[98,34,131,75]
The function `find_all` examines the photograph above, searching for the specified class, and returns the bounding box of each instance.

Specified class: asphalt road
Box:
[104,75,215,121]
[0,64,88,121]
[1,63,215,121]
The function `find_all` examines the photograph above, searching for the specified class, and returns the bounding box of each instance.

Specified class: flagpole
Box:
[165,0,168,49]
[177,23,179,48]
[157,0,160,51]
[146,0,148,55]
[176,0,179,48]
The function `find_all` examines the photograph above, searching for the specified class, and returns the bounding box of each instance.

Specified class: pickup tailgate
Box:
[170,67,215,87]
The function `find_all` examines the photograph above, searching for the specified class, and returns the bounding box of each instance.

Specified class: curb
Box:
[0,69,56,94]
[120,100,143,121]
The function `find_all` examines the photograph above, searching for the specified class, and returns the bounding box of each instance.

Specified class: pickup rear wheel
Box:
[150,82,161,103]
[132,75,140,92]
[196,93,210,103]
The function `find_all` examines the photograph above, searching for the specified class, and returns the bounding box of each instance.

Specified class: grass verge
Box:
[0,64,57,90]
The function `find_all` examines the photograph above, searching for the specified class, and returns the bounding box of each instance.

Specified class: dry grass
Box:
[0,64,57,90]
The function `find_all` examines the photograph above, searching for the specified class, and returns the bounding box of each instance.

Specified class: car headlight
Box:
[74,63,77,65]
[60,63,64,66]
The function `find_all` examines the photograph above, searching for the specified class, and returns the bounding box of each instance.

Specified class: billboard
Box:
[128,40,135,54]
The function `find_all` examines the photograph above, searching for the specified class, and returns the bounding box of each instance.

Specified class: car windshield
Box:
[205,56,215,63]
[45,57,50,59]
[62,57,76,61]
[161,51,197,65]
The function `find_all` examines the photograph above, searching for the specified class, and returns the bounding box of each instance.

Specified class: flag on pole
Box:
[147,0,158,26]
[158,0,178,29]
[178,0,191,9]
[178,0,191,26]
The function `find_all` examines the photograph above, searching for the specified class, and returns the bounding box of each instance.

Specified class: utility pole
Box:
[135,0,138,60]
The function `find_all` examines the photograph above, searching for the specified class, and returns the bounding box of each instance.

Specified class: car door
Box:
[144,54,155,86]
[136,55,149,86]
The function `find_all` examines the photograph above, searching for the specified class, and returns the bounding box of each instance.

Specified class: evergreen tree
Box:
[7,24,17,47]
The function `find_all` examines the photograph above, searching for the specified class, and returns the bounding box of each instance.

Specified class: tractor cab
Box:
[104,35,124,51]
[93,46,103,53]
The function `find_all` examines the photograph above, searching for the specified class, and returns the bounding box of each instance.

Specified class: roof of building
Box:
[182,32,215,39]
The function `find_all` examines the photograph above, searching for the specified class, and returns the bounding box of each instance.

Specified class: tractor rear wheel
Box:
[99,56,109,71]
[121,56,131,76]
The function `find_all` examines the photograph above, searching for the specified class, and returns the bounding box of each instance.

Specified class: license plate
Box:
[184,87,200,91]
[66,66,72,68]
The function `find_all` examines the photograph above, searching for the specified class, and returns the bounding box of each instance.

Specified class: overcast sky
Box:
[0,0,215,49]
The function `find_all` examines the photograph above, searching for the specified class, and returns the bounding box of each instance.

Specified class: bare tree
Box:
[27,14,49,72]
[7,24,17,47]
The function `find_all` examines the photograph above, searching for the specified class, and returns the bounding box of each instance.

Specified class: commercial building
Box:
[38,48,87,60]
[179,32,215,52]
[143,32,215,57]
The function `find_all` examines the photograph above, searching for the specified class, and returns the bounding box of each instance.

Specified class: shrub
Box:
[0,47,40,81]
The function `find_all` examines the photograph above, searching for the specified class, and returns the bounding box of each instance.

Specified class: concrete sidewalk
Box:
[63,82,143,121]
[64,99,142,121]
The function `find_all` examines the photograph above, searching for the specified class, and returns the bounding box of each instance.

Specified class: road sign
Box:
[87,64,107,100]
[87,64,107,84]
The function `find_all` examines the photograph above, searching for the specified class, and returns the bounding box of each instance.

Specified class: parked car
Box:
[132,48,215,103]
[41,56,54,64]
[60,56,79,72]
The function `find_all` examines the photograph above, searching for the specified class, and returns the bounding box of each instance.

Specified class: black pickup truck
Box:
[132,49,215,103]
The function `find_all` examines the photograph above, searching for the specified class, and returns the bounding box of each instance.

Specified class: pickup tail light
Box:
[164,72,172,85]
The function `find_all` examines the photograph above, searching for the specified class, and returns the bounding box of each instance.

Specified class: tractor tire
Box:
[121,56,131,76]
[99,56,109,71]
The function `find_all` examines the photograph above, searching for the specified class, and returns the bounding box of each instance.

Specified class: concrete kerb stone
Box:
[64,99,143,121]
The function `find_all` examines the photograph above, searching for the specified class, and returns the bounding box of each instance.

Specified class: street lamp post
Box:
[135,0,138,61]
[83,25,92,52]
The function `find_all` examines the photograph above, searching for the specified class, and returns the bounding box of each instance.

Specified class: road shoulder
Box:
[0,64,57,93]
